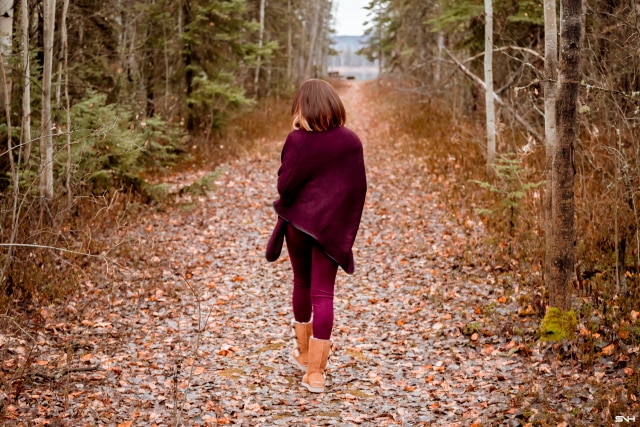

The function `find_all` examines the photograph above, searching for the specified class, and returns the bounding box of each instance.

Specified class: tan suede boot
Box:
[301,337,331,393]
[290,320,313,371]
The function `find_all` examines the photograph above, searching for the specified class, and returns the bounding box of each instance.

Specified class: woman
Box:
[266,79,367,393]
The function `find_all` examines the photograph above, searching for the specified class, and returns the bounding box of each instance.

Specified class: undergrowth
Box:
[0,92,292,312]
[372,76,640,419]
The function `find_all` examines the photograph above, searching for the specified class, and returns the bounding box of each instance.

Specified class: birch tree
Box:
[0,0,13,111]
[61,0,71,203]
[40,0,56,200]
[548,0,582,311]
[286,0,292,81]
[0,1,18,286]
[304,0,320,79]
[20,0,31,164]
[484,0,496,175]
[543,0,558,286]
[254,0,266,96]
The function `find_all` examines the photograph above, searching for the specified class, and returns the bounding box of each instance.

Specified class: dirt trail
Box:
[5,82,603,426]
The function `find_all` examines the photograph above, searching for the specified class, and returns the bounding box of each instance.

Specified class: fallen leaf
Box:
[602,343,615,356]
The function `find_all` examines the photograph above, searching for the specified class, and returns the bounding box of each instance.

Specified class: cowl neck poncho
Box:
[273,126,367,274]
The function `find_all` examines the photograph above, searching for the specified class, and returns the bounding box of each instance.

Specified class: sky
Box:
[333,0,370,36]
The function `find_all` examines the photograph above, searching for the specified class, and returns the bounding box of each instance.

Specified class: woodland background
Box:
[0,0,640,423]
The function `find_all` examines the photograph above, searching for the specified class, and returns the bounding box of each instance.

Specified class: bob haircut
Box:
[291,79,346,132]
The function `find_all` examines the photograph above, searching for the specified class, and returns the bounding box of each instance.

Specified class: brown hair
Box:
[291,79,346,132]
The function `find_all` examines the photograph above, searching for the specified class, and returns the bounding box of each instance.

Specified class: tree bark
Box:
[20,0,31,164]
[181,0,195,131]
[548,0,582,311]
[61,0,71,204]
[0,0,13,113]
[286,0,292,82]
[543,0,558,288]
[435,31,444,84]
[304,0,320,79]
[254,0,266,97]
[40,0,56,200]
[0,22,19,288]
[484,0,496,175]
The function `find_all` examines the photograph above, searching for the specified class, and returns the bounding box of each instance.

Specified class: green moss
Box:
[539,307,577,342]
[462,322,482,336]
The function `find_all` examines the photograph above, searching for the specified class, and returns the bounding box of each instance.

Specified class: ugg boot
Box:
[301,337,331,393]
[291,320,313,371]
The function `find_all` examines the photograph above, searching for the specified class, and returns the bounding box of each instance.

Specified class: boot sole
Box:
[289,350,308,372]
[301,381,324,393]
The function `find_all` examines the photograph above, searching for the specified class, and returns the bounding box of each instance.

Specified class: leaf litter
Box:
[1,82,635,426]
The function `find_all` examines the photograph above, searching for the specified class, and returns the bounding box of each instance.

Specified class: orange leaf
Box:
[80,353,94,362]
[497,296,507,303]
[482,345,494,355]
[602,343,615,356]
[117,422,133,427]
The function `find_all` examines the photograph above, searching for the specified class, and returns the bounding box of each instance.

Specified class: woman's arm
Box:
[276,132,308,204]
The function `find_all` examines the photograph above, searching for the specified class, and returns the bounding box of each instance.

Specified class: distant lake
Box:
[327,66,379,81]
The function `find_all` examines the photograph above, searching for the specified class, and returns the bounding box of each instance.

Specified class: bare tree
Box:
[435,31,444,84]
[40,0,56,200]
[61,0,71,204]
[0,11,18,287]
[543,0,558,286]
[483,0,496,175]
[254,0,266,96]
[286,0,292,81]
[0,0,13,111]
[548,0,582,311]
[20,0,31,164]
[304,0,320,79]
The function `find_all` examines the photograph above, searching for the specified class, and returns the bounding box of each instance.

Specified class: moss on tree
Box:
[540,307,577,342]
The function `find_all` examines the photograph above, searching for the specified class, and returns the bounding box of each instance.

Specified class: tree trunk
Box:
[483,0,496,175]
[20,0,31,164]
[435,31,444,84]
[286,0,292,82]
[543,0,558,288]
[0,14,19,288]
[0,0,14,113]
[548,0,582,311]
[40,0,56,200]
[319,0,331,77]
[181,0,195,131]
[61,0,70,204]
[304,0,320,79]
[254,0,266,97]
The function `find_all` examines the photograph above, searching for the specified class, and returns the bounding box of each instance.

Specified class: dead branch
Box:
[443,46,544,143]
[464,45,545,64]
[34,363,101,381]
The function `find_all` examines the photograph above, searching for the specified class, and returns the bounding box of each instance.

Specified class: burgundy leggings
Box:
[285,224,338,340]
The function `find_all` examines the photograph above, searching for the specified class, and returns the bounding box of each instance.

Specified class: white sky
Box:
[333,0,370,36]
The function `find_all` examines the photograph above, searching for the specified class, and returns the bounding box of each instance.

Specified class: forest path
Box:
[9,82,600,426]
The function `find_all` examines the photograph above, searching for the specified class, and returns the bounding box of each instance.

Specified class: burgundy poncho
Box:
[271,126,367,274]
